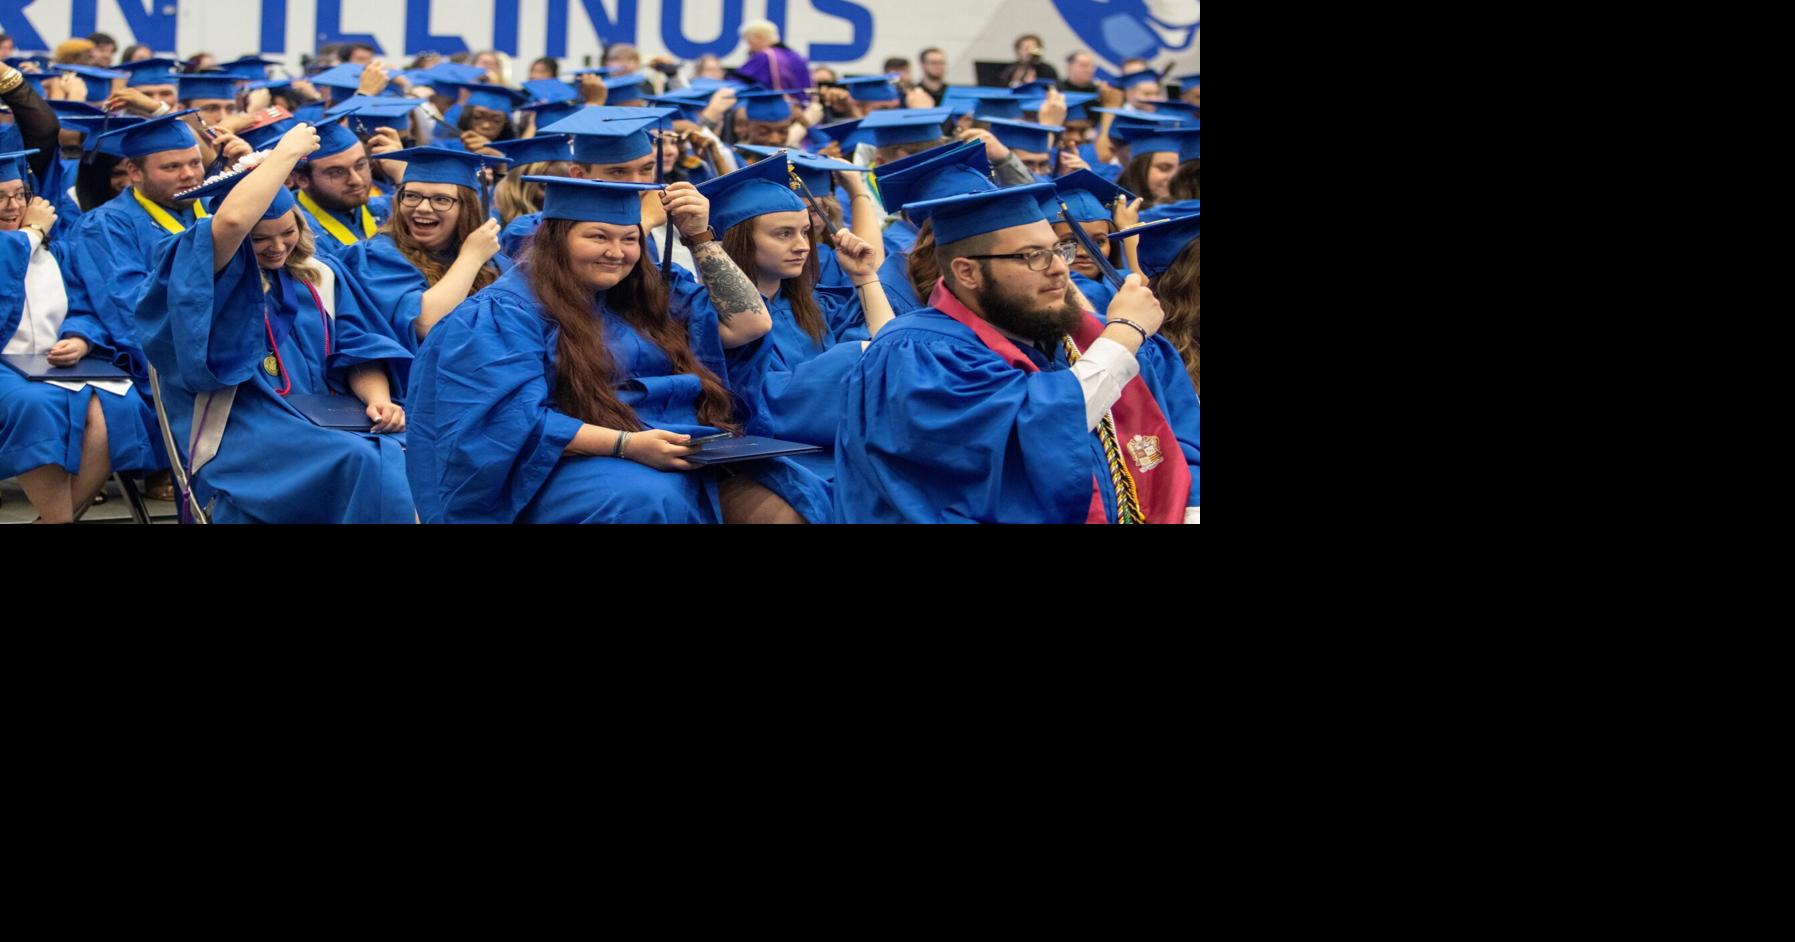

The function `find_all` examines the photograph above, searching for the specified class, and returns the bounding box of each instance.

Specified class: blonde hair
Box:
[741,20,780,43]
[53,39,95,64]
[494,160,570,225]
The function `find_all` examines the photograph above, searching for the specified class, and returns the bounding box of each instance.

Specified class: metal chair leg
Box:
[115,473,152,525]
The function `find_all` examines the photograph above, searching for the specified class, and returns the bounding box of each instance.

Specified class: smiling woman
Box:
[337,147,511,350]
[402,175,837,524]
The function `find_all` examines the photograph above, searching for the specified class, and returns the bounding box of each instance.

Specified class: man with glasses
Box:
[295,118,396,258]
[834,184,1200,524]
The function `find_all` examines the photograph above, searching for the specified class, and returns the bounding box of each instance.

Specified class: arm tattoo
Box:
[692,241,764,326]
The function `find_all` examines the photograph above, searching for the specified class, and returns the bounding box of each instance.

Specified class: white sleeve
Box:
[1070,337,1141,431]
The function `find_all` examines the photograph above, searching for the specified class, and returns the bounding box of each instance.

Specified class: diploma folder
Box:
[1,354,130,381]
[681,435,823,466]
[286,394,375,431]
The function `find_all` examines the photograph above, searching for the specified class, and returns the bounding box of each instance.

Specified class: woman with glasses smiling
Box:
[339,147,509,350]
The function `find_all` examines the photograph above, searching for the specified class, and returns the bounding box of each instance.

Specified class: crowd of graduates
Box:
[0,20,1200,524]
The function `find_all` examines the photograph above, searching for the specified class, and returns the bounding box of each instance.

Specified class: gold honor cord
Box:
[297,189,377,244]
[1062,335,1144,525]
[134,187,210,234]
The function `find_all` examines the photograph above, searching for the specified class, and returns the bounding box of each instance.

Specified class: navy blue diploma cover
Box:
[1,354,130,381]
[681,435,823,466]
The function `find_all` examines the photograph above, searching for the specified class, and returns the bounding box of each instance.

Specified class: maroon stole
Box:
[928,281,1191,523]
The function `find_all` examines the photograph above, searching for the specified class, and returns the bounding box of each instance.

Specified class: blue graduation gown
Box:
[874,248,927,316]
[0,231,157,480]
[134,222,417,523]
[406,266,829,524]
[64,187,207,380]
[295,194,393,259]
[41,155,85,241]
[835,307,1134,524]
[1071,269,1130,323]
[337,232,511,352]
[724,285,867,495]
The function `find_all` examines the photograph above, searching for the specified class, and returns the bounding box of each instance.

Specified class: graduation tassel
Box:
[1060,200,1126,289]
[788,159,839,243]
[657,116,675,277]
[478,162,494,220]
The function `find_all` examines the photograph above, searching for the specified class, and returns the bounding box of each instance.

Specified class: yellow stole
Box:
[297,189,378,245]
[133,187,210,234]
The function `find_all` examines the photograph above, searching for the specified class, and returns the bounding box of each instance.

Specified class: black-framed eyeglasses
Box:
[965,242,1077,272]
[398,190,460,211]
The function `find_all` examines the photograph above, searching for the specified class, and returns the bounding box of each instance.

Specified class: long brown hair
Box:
[907,218,940,303]
[1169,159,1200,201]
[383,184,499,295]
[1116,153,1160,208]
[1150,238,1200,394]
[250,208,323,286]
[524,218,740,433]
[722,217,825,345]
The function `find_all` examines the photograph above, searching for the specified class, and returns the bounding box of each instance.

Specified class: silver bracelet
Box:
[613,430,632,458]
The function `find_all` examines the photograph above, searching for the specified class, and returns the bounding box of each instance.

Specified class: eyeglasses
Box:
[398,191,461,211]
[965,242,1078,272]
[0,192,29,207]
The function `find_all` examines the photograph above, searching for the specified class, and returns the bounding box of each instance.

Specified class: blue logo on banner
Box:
[1050,0,1198,66]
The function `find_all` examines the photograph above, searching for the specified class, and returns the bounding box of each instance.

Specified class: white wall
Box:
[4,0,1198,87]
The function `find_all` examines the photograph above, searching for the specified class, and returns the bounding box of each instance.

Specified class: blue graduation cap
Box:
[540,106,673,165]
[1012,79,1058,97]
[1153,100,1200,121]
[901,182,1057,247]
[218,56,280,82]
[1112,123,1200,159]
[238,117,298,151]
[695,153,806,235]
[984,118,1062,154]
[323,94,421,134]
[63,114,144,153]
[1174,73,1201,88]
[523,78,577,104]
[527,176,661,226]
[643,95,707,123]
[0,148,39,184]
[244,77,296,94]
[813,118,870,151]
[309,118,363,159]
[488,134,573,166]
[736,89,801,123]
[1091,106,1185,126]
[943,86,1025,121]
[733,145,870,196]
[176,159,296,219]
[839,75,898,103]
[177,73,240,102]
[55,64,128,102]
[1108,212,1199,278]
[307,63,366,97]
[450,83,529,114]
[859,108,952,148]
[91,109,200,158]
[1042,169,1134,225]
[601,74,655,103]
[687,76,748,94]
[523,99,585,127]
[875,141,994,221]
[4,56,51,71]
[46,99,107,118]
[379,146,508,190]
[117,57,182,88]
[1177,128,1200,161]
[1119,68,1163,90]
[567,66,618,79]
